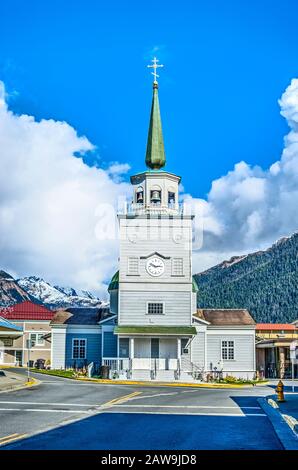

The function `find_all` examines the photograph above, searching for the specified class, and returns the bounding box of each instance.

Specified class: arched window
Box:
[136,186,144,204]
[150,186,162,205]
[168,191,176,205]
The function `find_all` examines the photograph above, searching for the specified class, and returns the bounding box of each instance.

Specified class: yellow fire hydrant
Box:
[276,380,286,402]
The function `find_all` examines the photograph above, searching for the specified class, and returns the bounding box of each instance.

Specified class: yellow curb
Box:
[0,376,41,394]
[75,377,260,389]
[25,377,39,387]
[30,370,268,389]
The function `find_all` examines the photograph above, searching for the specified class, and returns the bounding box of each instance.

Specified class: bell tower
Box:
[112,58,196,380]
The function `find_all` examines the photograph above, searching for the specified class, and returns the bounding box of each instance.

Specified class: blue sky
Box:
[1,0,298,291]
[1,0,298,197]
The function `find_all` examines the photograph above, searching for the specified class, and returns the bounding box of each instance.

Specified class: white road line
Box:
[0,402,261,410]
[0,401,97,407]
[0,408,90,413]
[133,392,178,400]
[111,404,261,409]
[39,382,64,385]
[106,410,267,417]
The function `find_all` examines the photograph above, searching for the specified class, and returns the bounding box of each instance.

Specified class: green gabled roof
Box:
[145,83,166,170]
[192,276,199,293]
[108,270,119,292]
[114,325,196,335]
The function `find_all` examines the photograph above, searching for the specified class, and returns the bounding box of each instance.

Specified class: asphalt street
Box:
[0,369,288,450]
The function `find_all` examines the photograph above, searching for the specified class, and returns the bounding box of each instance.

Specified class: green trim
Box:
[108,270,119,291]
[192,276,199,293]
[114,325,197,335]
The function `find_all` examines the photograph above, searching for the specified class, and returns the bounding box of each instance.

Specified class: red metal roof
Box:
[256,323,296,331]
[0,301,54,321]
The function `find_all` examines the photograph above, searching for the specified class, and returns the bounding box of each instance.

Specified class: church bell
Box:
[151,190,161,203]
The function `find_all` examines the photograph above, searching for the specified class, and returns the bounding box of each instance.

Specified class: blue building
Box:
[50,306,117,370]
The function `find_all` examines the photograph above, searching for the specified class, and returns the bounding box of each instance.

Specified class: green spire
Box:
[145,83,166,170]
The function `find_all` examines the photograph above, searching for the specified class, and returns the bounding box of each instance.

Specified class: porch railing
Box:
[102,358,129,371]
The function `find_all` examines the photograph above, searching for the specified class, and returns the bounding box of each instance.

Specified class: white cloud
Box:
[1,77,298,292]
[107,162,131,182]
[0,81,130,296]
[189,78,298,273]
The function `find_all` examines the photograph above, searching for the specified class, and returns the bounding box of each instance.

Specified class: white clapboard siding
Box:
[191,331,205,367]
[206,334,255,372]
[51,329,66,369]
[119,217,193,285]
[119,290,192,325]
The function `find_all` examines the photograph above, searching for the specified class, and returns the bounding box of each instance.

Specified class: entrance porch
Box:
[103,325,197,381]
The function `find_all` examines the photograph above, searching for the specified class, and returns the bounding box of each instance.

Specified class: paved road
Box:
[0,369,286,449]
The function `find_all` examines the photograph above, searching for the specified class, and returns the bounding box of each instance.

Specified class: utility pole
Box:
[290,341,297,393]
[26,339,32,383]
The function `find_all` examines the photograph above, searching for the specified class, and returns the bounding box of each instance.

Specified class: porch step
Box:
[131,369,151,381]
[155,370,175,381]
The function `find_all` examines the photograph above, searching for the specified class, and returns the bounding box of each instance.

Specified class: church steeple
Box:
[145,58,166,170]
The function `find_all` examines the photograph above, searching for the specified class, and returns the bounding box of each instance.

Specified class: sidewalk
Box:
[259,390,298,450]
[0,369,37,393]
[278,393,298,424]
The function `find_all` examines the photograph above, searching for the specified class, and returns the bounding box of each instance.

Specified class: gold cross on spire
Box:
[147,57,164,85]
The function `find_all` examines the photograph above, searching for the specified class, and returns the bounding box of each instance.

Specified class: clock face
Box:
[146,257,165,277]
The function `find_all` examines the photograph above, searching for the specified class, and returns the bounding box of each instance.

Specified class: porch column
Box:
[279,347,285,379]
[129,338,134,359]
[177,338,181,364]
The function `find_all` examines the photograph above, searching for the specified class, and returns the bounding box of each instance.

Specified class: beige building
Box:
[0,301,54,367]
[256,323,298,379]
[0,316,23,364]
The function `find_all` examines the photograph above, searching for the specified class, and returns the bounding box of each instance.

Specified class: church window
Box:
[72,338,87,359]
[147,302,164,315]
[172,258,183,276]
[128,257,139,275]
[221,340,234,360]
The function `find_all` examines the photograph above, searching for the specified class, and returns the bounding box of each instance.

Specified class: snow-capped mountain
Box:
[17,276,103,308]
[0,270,32,306]
[0,272,104,308]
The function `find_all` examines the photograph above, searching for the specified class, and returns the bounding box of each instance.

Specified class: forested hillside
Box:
[194,233,298,323]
